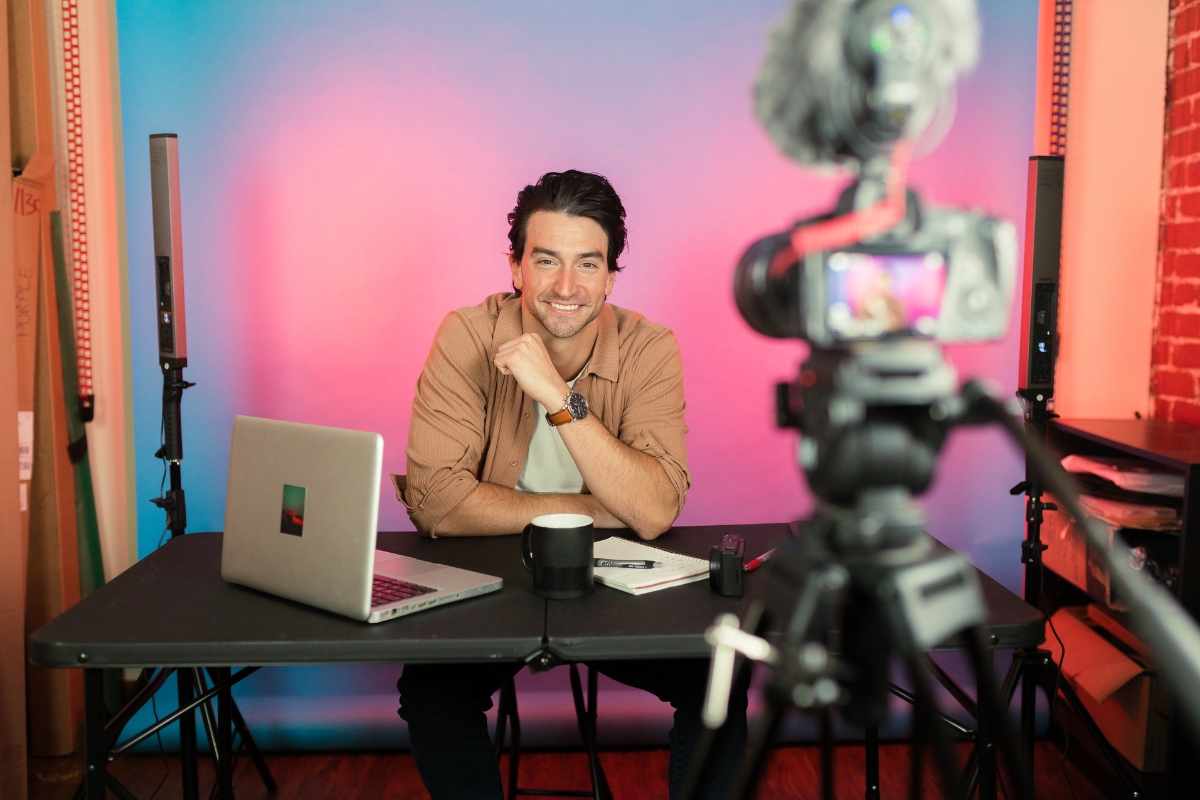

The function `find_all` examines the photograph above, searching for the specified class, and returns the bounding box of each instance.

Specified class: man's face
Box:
[510,210,616,340]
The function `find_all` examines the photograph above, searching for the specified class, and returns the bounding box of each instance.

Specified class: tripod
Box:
[682,344,1033,800]
[75,365,276,800]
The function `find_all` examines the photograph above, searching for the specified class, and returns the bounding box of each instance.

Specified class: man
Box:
[396,170,746,799]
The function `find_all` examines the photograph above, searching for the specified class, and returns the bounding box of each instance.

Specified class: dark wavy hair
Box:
[507,170,627,273]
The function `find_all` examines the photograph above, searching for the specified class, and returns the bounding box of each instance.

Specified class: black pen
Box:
[594,559,662,569]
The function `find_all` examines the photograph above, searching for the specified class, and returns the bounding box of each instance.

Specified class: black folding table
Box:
[30,523,1044,800]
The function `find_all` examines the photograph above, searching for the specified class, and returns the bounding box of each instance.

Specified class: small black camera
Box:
[710,535,745,597]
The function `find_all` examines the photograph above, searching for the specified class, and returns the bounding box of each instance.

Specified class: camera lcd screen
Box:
[824,251,946,340]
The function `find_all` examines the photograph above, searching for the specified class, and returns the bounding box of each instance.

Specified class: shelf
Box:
[1051,418,1200,469]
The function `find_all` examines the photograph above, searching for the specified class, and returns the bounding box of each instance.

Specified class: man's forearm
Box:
[433,480,623,537]
[557,415,679,539]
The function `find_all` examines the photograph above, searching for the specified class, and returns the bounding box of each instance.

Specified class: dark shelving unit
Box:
[1043,418,1200,800]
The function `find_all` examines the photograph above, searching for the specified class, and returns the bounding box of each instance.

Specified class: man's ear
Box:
[509,252,523,292]
[605,266,616,297]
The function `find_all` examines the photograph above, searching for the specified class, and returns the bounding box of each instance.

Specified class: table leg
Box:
[820,709,833,800]
[979,670,997,800]
[215,667,233,800]
[865,724,879,800]
[177,668,199,800]
[85,669,106,799]
[1020,650,1037,799]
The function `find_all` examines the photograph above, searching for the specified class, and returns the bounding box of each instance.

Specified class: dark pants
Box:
[398,659,749,800]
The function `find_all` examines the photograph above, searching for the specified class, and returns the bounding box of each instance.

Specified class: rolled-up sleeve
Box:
[617,329,691,518]
[404,311,490,535]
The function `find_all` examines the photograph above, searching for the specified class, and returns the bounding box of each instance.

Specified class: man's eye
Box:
[580,263,598,271]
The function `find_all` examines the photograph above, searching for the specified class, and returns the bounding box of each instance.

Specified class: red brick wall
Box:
[1154,0,1200,424]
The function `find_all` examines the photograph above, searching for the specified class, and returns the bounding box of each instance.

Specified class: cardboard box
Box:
[1041,497,1179,609]
[1045,607,1170,772]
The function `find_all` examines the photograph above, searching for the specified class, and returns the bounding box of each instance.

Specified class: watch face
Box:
[567,391,589,420]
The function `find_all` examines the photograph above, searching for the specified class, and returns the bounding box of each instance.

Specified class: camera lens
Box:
[733,231,804,339]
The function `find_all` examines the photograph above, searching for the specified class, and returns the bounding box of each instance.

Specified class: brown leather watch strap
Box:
[546,407,574,426]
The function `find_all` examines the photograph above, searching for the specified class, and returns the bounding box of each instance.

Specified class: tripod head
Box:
[769,342,982,725]
[780,340,956,509]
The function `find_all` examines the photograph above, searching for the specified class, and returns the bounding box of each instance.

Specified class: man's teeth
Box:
[549,302,581,311]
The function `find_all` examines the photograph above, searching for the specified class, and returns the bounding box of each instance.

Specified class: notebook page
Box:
[593,537,709,595]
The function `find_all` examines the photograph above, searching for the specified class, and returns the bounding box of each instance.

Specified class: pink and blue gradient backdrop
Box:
[117,0,1038,745]
[119,1,1037,577]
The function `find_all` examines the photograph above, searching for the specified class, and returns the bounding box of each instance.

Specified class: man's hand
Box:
[494,333,570,411]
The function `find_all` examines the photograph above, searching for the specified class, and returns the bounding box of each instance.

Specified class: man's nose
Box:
[553,268,578,298]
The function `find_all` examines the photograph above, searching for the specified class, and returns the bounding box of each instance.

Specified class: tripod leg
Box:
[587,667,613,800]
[726,698,784,800]
[866,724,880,800]
[964,629,1034,800]
[570,665,611,800]
[683,602,766,800]
[906,653,964,800]
[192,668,223,775]
[910,706,924,800]
[104,772,141,800]
[178,668,200,800]
[228,690,276,792]
[1019,649,1038,798]
[1046,662,1141,798]
[103,667,174,751]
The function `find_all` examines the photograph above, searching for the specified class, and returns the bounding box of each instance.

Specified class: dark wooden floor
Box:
[30,742,1106,799]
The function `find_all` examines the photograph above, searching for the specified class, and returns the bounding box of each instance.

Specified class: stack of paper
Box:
[592,537,709,595]
[1061,454,1184,497]
[1078,495,1180,532]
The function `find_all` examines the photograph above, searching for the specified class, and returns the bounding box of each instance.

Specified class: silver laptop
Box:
[220,415,502,623]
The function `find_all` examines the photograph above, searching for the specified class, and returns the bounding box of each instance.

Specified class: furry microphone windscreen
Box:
[753,0,980,169]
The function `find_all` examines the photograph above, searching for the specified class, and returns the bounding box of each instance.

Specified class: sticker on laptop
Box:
[280,484,306,536]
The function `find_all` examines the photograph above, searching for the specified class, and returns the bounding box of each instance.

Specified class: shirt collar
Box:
[492,295,525,358]
[585,304,619,382]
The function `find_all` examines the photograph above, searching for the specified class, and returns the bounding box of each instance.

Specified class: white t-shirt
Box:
[515,372,584,494]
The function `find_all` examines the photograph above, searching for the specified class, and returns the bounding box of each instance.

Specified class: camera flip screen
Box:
[824,251,947,341]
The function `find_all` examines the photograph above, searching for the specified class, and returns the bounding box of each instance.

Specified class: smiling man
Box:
[399,170,687,540]
[395,171,747,799]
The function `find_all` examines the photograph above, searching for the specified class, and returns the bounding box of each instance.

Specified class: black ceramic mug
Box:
[521,513,595,599]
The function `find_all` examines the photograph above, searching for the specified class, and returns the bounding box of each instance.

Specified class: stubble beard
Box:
[529,294,603,340]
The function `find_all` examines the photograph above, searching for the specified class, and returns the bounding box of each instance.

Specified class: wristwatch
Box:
[546,391,589,426]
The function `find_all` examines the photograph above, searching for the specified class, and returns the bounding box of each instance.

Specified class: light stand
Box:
[71,136,275,800]
[998,154,1142,798]
[149,363,192,538]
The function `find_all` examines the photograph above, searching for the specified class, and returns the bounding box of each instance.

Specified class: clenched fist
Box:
[494,333,570,412]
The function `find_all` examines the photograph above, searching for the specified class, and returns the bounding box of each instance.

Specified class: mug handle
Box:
[521,524,534,574]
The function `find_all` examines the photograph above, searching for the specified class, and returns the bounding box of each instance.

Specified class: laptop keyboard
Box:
[371,574,436,608]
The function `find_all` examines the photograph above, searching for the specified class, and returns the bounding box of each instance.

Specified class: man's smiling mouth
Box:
[548,302,583,312]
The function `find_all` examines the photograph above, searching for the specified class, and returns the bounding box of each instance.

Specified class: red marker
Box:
[743,548,777,573]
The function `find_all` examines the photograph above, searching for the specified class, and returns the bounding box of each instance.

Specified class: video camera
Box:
[734,189,1016,346]
[734,0,1014,349]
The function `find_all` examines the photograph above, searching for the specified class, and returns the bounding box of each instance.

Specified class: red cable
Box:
[770,140,914,278]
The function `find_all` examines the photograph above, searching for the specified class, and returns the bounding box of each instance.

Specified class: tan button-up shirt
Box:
[400,293,690,535]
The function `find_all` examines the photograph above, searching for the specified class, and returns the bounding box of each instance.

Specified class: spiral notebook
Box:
[592,537,709,595]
